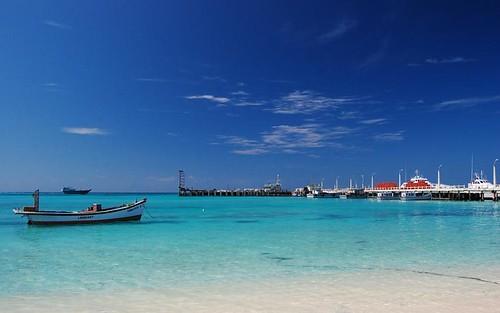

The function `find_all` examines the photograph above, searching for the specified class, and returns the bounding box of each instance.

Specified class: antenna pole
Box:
[178,170,185,192]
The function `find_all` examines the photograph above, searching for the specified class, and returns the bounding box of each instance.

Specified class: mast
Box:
[33,189,39,211]
[470,154,474,182]
[494,159,498,186]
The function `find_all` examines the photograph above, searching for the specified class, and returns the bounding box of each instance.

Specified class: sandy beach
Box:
[2,268,499,313]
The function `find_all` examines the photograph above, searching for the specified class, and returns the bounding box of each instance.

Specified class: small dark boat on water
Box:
[62,187,92,195]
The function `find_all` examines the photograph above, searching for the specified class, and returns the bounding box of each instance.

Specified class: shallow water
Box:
[1,193,499,300]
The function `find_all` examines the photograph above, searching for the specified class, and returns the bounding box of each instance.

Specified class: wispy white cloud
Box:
[434,95,500,111]
[263,79,295,84]
[217,135,268,155]
[425,57,475,64]
[318,19,357,43]
[202,76,227,83]
[136,77,168,83]
[231,90,249,96]
[233,148,269,155]
[373,131,404,142]
[41,82,60,87]
[271,90,370,114]
[43,20,71,30]
[62,127,108,136]
[262,124,353,149]
[409,57,476,67]
[185,95,230,104]
[41,82,63,92]
[234,101,265,107]
[358,38,389,69]
[262,124,324,148]
[338,111,360,120]
[219,124,355,155]
[359,118,386,125]
[218,136,261,147]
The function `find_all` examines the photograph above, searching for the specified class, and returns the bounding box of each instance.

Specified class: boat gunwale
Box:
[14,199,146,216]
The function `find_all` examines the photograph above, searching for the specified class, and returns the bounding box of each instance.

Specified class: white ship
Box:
[376,192,399,200]
[468,172,496,200]
[468,172,495,190]
[400,171,432,200]
[400,191,432,201]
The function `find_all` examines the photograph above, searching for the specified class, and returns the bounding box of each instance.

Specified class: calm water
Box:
[1,193,499,296]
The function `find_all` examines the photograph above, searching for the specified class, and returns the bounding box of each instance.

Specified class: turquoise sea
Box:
[1,193,499,297]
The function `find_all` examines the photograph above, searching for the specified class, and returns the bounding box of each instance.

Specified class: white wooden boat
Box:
[13,190,147,225]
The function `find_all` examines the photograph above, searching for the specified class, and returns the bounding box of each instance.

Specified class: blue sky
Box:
[1,0,500,192]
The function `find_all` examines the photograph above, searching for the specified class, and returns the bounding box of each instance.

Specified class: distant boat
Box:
[400,171,432,200]
[13,190,147,225]
[468,173,495,190]
[62,187,92,195]
[400,191,432,201]
[468,173,496,200]
[376,192,399,200]
[306,190,338,198]
[340,189,367,199]
[400,170,433,189]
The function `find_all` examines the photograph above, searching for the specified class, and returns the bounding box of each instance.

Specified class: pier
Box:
[364,186,499,201]
[178,170,292,197]
[294,186,499,201]
[178,163,500,201]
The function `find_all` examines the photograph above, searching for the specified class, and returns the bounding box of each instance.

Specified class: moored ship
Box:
[400,170,432,200]
[468,173,495,190]
[400,170,433,189]
[376,191,400,200]
[400,191,432,201]
[62,187,92,195]
[468,172,496,200]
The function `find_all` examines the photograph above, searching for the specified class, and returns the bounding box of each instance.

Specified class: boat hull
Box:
[400,191,432,201]
[62,189,91,195]
[28,214,142,225]
[376,192,400,200]
[15,199,146,225]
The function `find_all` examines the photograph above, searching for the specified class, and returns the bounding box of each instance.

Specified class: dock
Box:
[177,167,500,201]
[364,186,500,201]
[178,170,292,197]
